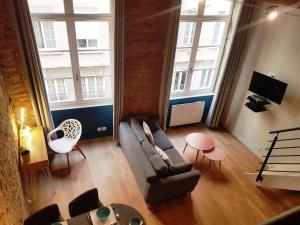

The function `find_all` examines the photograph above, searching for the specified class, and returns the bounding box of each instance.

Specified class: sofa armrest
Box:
[145,170,201,204]
[258,205,300,225]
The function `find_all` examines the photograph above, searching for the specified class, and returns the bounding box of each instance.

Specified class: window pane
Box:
[173,48,192,71]
[181,0,199,15]
[81,76,108,100]
[77,39,87,48]
[39,53,76,103]
[204,0,232,16]
[199,22,226,46]
[27,0,64,13]
[75,21,109,49]
[194,47,219,70]
[78,51,111,74]
[190,69,214,90]
[73,0,110,14]
[177,22,196,48]
[33,21,69,50]
[172,71,187,92]
[88,39,98,48]
[32,21,44,48]
[46,78,74,102]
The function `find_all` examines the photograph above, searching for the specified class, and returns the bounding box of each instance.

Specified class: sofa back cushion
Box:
[130,118,148,143]
[152,129,174,151]
[142,141,169,177]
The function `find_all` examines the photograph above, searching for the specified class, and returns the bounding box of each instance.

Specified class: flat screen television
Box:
[249,71,287,104]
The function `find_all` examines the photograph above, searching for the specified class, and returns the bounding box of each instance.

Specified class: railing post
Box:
[256,134,278,182]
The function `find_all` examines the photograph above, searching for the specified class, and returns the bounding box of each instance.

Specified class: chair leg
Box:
[76,145,86,159]
[66,153,70,173]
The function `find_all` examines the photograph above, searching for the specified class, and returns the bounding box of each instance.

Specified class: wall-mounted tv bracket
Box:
[245,95,270,112]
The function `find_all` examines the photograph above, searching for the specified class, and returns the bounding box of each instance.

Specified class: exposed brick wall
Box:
[0,0,36,127]
[0,79,28,225]
[123,0,172,117]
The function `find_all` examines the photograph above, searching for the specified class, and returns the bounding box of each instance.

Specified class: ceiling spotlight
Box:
[266,6,278,21]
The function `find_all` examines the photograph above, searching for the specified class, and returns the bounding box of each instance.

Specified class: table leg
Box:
[208,159,212,168]
[200,155,205,165]
[183,143,188,154]
[66,153,70,174]
[194,151,200,164]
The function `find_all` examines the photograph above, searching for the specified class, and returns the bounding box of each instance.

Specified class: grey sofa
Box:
[258,205,300,225]
[119,116,201,204]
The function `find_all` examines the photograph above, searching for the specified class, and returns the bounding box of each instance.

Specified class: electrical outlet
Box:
[254,144,262,152]
[102,126,107,131]
[97,127,102,132]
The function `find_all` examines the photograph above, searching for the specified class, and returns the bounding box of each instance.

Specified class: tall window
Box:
[27,0,113,109]
[171,0,233,96]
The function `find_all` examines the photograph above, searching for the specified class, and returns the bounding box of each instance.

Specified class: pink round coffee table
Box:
[203,147,225,170]
[183,133,215,164]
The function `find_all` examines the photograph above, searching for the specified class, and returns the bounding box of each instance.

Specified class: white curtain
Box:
[159,0,182,130]
[12,0,54,132]
[206,0,258,128]
[113,0,125,142]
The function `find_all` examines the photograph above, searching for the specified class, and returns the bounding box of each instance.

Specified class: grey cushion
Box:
[152,129,174,150]
[141,140,157,157]
[142,141,169,178]
[164,148,185,165]
[130,118,148,143]
[148,155,169,178]
[169,163,193,175]
[146,117,160,132]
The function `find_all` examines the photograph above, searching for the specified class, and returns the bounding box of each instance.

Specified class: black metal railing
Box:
[256,126,300,182]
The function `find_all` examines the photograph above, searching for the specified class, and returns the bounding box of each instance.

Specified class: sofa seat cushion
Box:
[152,129,174,150]
[142,141,169,178]
[130,118,148,143]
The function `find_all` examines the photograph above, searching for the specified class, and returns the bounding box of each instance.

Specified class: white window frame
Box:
[29,0,114,110]
[171,0,234,98]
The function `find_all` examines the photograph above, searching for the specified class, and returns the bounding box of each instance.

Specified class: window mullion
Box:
[64,0,73,14]
[183,0,205,94]
[66,17,83,103]
[185,19,202,94]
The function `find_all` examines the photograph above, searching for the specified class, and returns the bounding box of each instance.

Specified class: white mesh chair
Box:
[47,119,86,172]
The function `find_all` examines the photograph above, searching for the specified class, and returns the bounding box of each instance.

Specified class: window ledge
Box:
[170,92,215,100]
[50,101,113,111]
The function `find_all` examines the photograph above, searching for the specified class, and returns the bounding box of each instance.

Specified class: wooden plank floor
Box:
[30,125,300,225]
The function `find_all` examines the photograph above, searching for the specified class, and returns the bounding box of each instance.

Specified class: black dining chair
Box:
[24,204,63,225]
[68,188,104,217]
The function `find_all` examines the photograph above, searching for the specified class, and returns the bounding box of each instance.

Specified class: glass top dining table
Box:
[54,203,145,225]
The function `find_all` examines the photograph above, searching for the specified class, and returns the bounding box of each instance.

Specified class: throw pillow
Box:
[143,121,154,145]
[154,145,173,166]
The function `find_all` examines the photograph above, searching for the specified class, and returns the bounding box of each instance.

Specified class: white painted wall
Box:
[222,7,300,156]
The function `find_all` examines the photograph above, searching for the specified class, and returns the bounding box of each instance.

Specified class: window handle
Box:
[76,74,79,81]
